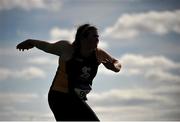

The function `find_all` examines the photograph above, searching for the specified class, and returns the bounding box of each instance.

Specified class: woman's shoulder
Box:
[57,40,74,61]
[55,40,73,50]
[55,40,72,47]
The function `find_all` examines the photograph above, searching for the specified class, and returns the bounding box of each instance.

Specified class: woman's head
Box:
[73,24,99,51]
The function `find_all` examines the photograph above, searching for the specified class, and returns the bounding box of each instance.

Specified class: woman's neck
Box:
[80,47,94,57]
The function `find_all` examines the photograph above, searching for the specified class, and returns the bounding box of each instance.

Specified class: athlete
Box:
[16,24,121,121]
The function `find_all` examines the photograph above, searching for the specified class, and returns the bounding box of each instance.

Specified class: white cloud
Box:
[145,69,180,82]
[0,92,54,120]
[0,0,62,11]
[92,106,155,121]
[0,110,54,121]
[0,68,12,80]
[98,41,109,49]
[50,27,76,42]
[98,64,116,75]
[88,88,170,105]
[27,56,58,65]
[16,67,46,79]
[98,53,180,83]
[0,67,46,81]
[0,47,47,81]
[93,105,180,121]
[0,92,39,104]
[103,10,180,39]
[120,54,180,69]
[119,54,180,83]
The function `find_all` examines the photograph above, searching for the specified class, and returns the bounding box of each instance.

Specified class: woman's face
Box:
[81,29,99,51]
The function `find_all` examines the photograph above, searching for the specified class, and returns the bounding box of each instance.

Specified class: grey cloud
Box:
[87,87,180,120]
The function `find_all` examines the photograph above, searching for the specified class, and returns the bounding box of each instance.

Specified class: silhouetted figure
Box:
[16,24,121,121]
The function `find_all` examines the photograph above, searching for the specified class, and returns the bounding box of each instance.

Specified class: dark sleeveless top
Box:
[66,50,99,92]
[51,49,100,93]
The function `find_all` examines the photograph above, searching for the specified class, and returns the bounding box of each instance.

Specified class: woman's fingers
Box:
[16,39,34,51]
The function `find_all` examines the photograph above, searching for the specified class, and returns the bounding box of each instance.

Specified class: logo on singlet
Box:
[80,66,91,79]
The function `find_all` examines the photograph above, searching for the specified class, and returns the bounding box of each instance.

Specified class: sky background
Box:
[0,0,180,121]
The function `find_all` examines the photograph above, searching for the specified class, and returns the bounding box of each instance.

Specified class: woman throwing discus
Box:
[16,24,121,121]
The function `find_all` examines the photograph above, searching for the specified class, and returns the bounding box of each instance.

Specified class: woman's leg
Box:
[48,90,71,121]
[48,90,99,121]
[69,93,100,121]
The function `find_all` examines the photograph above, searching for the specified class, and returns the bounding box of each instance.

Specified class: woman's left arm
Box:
[96,48,121,72]
[102,58,121,72]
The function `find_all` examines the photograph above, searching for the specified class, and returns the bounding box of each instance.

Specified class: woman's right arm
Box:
[16,39,73,57]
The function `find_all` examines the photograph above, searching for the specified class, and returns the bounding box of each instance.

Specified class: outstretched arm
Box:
[16,39,73,57]
[96,48,121,72]
[103,59,121,72]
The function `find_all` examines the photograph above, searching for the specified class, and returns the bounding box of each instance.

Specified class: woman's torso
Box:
[50,46,100,93]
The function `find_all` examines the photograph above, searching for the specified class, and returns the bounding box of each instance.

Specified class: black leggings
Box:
[48,90,99,121]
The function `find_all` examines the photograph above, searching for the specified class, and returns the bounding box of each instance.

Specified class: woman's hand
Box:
[114,61,121,72]
[16,39,35,51]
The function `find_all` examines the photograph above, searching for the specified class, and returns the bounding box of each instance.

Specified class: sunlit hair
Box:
[72,24,98,51]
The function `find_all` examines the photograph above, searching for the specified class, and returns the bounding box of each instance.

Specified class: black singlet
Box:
[66,50,99,93]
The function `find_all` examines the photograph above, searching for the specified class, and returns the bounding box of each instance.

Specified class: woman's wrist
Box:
[29,39,37,47]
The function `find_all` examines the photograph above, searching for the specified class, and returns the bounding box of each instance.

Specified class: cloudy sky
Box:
[0,0,180,121]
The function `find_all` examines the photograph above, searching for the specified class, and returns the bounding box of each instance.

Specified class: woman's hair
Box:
[72,24,97,51]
